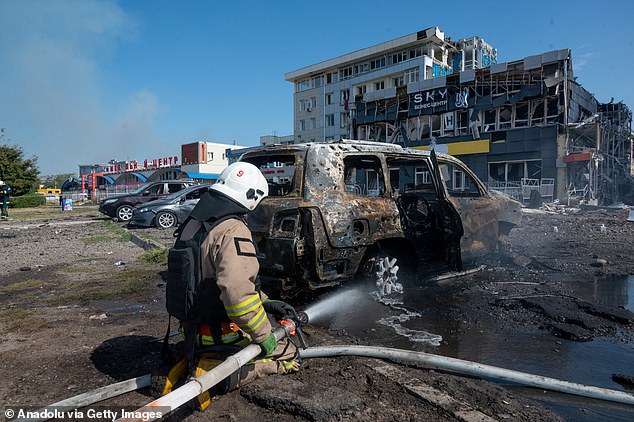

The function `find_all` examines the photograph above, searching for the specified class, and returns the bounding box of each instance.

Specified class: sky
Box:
[1,0,633,176]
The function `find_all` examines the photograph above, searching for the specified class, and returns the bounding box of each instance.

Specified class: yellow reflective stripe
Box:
[244,306,267,332]
[225,294,262,317]
[282,360,297,370]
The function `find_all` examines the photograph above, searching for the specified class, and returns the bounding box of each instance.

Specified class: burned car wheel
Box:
[359,250,406,297]
[116,205,133,222]
[156,211,177,229]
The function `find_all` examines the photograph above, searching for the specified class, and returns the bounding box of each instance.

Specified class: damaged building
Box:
[285,26,633,205]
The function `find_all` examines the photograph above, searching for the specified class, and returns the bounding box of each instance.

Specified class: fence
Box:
[61,182,148,204]
[486,181,523,201]
[487,178,555,203]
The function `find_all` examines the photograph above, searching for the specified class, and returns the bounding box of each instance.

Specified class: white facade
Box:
[180,141,246,178]
[285,26,496,144]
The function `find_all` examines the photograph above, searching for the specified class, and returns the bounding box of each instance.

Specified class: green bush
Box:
[11,194,47,208]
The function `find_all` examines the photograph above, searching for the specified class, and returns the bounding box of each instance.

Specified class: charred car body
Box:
[241,140,521,295]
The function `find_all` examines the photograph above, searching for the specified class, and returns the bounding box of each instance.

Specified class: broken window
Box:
[499,105,512,129]
[343,155,385,197]
[245,155,297,197]
[545,97,559,124]
[431,115,441,137]
[442,112,455,136]
[514,102,529,127]
[530,99,545,126]
[488,160,542,183]
[438,161,482,197]
[386,158,434,195]
[456,110,469,135]
[484,108,496,132]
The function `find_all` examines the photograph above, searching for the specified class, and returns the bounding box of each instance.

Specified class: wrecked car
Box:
[240,140,521,295]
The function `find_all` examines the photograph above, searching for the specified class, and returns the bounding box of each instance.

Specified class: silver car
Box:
[129,184,212,229]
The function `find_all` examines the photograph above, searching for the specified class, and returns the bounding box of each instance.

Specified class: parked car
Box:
[129,184,212,229]
[99,180,198,222]
[238,140,522,296]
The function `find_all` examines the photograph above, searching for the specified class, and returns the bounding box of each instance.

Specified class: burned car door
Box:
[387,154,461,270]
[329,154,401,247]
[435,155,499,259]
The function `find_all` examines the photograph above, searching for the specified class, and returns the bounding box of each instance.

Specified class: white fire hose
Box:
[115,324,294,422]
[23,332,634,421]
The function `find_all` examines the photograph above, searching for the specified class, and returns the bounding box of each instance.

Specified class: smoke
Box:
[0,0,168,174]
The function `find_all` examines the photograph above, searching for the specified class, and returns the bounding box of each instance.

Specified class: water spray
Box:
[302,286,367,324]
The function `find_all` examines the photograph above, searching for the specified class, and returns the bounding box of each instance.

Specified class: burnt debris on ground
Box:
[0,205,633,421]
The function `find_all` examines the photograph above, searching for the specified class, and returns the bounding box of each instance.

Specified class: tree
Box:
[0,131,40,196]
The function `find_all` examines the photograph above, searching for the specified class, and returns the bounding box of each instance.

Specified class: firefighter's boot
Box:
[193,354,225,410]
[149,356,188,399]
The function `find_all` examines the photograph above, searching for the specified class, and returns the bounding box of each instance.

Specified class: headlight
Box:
[135,207,151,214]
[102,198,117,205]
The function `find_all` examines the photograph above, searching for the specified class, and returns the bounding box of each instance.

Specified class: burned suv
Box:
[241,140,521,296]
[99,180,198,222]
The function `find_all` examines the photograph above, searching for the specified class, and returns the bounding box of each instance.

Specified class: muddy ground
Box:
[0,204,633,421]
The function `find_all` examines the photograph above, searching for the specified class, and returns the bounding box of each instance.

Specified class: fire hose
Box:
[21,316,634,422]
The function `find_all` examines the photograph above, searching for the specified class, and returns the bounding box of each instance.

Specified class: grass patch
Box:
[0,308,50,333]
[139,248,168,265]
[101,219,132,242]
[0,278,50,293]
[48,267,158,304]
[82,220,132,243]
[9,205,100,221]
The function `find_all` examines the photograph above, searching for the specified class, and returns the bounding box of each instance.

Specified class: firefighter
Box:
[157,162,299,409]
[0,180,11,219]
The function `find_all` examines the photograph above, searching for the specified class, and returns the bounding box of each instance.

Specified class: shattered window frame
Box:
[244,155,298,197]
[343,155,386,197]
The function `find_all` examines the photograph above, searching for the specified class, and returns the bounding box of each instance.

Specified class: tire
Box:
[116,205,133,222]
[359,250,407,297]
[156,211,177,229]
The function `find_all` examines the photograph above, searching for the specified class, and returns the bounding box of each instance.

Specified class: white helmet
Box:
[0,181,4,186]
[211,162,268,210]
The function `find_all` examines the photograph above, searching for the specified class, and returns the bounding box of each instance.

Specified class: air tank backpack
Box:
[163,215,234,363]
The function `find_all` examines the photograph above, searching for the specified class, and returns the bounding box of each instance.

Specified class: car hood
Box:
[101,194,128,202]
[136,198,177,210]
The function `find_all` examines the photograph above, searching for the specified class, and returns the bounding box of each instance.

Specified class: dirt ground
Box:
[0,203,633,421]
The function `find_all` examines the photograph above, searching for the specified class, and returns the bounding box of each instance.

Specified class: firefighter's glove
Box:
[263,299,298,321]
[259,332,277,357]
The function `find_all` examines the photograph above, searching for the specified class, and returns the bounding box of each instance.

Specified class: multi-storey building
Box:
[285,26,495,143]
[285,26,633,205]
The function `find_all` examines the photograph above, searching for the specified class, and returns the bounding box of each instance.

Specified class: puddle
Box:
[309,276,634,421]
[562,274,634,312]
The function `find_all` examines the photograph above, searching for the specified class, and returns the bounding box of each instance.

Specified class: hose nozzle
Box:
[296,310,309,326]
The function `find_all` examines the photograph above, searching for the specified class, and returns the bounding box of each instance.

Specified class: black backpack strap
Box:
[160,317,174,365]
[183,321,198,365]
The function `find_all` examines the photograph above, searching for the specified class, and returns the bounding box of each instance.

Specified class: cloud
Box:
[571,46,598,72]
[0,0,166,174]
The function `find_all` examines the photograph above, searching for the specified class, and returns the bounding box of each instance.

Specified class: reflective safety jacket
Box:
[199,217,271,346]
